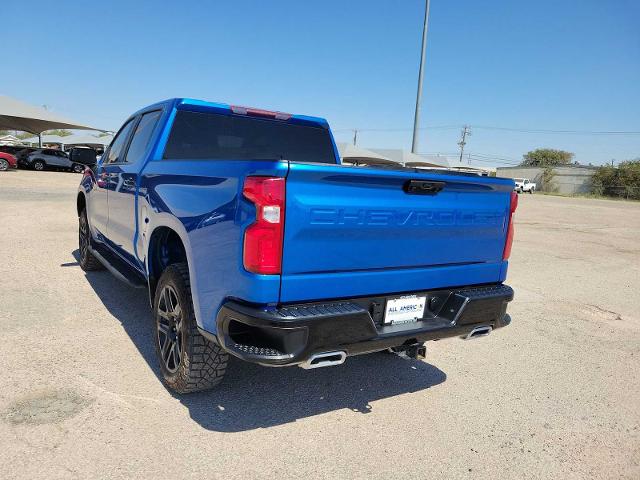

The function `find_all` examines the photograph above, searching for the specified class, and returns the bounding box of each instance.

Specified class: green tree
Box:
[43,129,73,137]
[521,148,574,167]
[0,130,33,140]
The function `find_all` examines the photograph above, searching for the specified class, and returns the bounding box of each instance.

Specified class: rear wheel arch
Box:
[147,226,189,305]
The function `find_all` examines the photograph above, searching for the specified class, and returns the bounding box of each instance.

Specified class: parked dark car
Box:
[0,145,26,156]
[14,148,40,168]
[68,147,98,168]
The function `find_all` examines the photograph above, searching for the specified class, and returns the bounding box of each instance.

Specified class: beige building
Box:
[496,165,598,194]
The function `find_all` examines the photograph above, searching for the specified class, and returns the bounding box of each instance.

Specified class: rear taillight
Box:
[242,176,286,274]
[503,191,518,260]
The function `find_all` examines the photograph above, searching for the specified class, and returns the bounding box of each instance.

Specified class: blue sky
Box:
[3,0,639,166]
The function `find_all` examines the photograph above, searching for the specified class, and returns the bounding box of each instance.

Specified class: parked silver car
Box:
[26,149,85,173]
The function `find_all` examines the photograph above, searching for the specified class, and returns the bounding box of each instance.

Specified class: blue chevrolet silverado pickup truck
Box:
[77,98,517,393]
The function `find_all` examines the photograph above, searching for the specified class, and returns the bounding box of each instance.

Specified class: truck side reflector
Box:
[503,191,518,260]
[242,176,286,274]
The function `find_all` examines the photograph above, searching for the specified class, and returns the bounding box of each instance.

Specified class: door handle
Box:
[403,180,445,195]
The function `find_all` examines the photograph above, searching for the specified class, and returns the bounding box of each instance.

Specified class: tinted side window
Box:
[105,119,136,164]
[163,111,336,164]
[123,111,162,164]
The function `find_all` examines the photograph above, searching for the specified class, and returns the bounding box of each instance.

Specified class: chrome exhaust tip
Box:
[299,351,347,369]
[463,325,492,340]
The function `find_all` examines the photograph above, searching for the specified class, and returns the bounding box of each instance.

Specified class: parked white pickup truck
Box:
[514,178,536,194]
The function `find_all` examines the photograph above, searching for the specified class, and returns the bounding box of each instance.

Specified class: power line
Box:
[421,151,523,166]
[420,151,461,156]
[332,125,459,133]
[468,152,521,162]
[467,157,521,166]
[333,124,640,135]
[471,125,640,135]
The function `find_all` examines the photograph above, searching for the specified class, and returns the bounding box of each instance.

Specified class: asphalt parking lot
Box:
[1,169,638,479]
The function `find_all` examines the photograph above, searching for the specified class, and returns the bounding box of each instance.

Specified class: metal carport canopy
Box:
[0,95,99,134]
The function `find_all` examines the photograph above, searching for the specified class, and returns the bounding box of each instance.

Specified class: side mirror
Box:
[68,147,98,166]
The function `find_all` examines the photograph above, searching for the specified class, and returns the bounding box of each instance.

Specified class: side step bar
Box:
[88,245,146,289]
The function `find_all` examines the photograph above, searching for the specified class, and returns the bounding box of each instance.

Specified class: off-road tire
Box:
[154,263,228,393]
[79,209,104,271]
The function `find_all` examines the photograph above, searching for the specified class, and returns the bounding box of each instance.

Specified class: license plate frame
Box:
[383,295,427,325]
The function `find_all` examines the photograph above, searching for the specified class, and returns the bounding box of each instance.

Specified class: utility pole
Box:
[353,129,358,146]
[411,0,431,153]
[458,125,471,163]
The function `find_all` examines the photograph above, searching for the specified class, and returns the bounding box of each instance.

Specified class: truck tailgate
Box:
[280,162,513,302]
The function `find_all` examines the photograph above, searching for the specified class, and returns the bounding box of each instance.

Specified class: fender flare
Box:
[142,216,203,327]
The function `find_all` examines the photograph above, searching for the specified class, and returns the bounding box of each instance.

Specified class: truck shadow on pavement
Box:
[72,250,447,432]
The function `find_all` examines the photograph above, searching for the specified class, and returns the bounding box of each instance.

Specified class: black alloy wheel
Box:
[78,209,103,271]
[156,285,184,373]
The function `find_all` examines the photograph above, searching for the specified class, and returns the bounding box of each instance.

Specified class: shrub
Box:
[591,159,640,200]
[541,167,557,192]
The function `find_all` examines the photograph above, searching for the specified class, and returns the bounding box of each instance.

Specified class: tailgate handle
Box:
[403,180,445,195]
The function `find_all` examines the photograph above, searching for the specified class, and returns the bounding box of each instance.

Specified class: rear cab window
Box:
[163,110,336,164]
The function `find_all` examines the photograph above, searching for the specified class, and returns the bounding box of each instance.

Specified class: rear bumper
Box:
[202,284,514,367]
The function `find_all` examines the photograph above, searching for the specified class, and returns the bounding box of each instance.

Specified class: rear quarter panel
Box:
[138,159,288,333]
